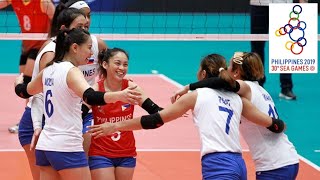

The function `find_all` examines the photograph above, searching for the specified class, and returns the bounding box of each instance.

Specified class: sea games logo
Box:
[269,3,318,73]
[275,5,306,55]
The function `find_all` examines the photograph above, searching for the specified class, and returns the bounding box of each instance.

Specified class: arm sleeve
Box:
[83,87,107,106]
[141,98,163,114]
[15,83,32,99]
[31,94,44,130]
[189,77,240,92]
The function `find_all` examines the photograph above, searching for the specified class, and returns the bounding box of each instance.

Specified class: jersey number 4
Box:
[219,106,234,135]
[45,90,54,118]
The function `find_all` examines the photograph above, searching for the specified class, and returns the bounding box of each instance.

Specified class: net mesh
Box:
[0,1,318,41]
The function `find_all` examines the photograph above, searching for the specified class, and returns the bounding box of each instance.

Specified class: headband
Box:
[69,1,90,10]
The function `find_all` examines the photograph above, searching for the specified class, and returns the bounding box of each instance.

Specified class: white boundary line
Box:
[1,33,320,41]
[0,149,23,152]
[0,148,250,153]
[157,74,184,88]
[299,155,320,171]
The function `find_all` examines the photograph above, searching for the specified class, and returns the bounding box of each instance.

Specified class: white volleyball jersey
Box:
[250,0,291,6]
[36,61,83,152]
[240,81,299,171]
[193,88,243,157]
[78,34,99,86]
[27,39,56,107]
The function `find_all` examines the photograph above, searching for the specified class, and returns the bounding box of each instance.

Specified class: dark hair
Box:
[231,52,264,81]
[47,28,90,66]
[49,3,86,37]
[98,48,129,78]
[200,54,237,90]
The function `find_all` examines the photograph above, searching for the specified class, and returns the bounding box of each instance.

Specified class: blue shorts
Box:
[18,107,44,146]
[89,156,136,170]
[82,112,93,134]
[201,152,247,180]
[35,150,88,171]
[256,163,299,180]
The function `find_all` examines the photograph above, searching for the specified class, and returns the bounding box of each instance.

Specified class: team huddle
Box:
[4,0,300,180]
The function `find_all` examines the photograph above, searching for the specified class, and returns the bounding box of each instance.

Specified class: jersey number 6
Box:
[45,90,54,118]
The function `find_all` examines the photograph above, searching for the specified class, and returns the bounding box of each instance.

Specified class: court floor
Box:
[0,75,319,179]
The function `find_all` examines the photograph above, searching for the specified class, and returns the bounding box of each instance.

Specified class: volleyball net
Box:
[0,0,318,41]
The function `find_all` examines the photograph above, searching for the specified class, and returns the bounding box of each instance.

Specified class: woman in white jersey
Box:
[17,8,88,180]
[31,0,107,156]
[14,28,141,180]
[174,52,299,179]
[227,52,299,179]
[87,54,283,180]
[62,0,108,154]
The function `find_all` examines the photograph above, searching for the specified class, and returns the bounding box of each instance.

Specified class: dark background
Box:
[2,0,319,13]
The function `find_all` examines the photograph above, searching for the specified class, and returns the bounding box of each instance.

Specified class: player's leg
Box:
[89,156,116,180]
[82,112,93,157]
[35,150,61,180]
[59,166,91,180]
[18,107,40,179]
[114,157,136,180]
[19,51,28,74]
[23,145,40,180]
[40,166,61,180]
[23,49,38,80]
[8,52,29,133]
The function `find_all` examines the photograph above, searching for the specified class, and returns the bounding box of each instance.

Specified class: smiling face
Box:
[68,35,92,66]
[76,36,92,66]
[102,51,129,81]
[68,15,88,30]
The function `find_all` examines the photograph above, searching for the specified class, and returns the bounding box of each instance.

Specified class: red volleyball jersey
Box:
[11,0,50,51]
[89,79,137,158]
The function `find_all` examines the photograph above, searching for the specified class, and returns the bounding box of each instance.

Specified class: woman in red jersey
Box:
[88,48,162,180]
[0,0,55,133]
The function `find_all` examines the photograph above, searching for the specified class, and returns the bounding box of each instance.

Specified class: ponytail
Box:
[49,3,67,37]
[218,68,238,91]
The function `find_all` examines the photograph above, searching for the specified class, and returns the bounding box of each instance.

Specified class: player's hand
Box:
[30,128,42,151]
[119,86,142,105]
[14,73,24,87]
[170,85,189,103]
[87,123,116,139]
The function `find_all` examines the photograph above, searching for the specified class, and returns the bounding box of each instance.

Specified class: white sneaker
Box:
[8,124,19,133]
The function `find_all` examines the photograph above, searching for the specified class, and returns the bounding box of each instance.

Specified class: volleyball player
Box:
[14,28,141,180]
[60,0,108,154]
[0,0,55,133]
[15,8,88,180]
[87,48,163,180]
[173,52,299,180]
[88,54,285,180]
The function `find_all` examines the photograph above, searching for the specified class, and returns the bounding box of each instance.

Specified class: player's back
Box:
[11,0,50,50]
[193,88,243,157]
[240,81,299,171]
[36,61,83,152]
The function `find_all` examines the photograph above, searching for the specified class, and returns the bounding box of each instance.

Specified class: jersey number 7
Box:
[219,106,234,135]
